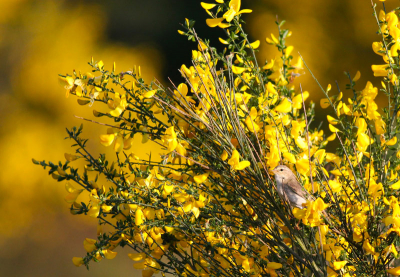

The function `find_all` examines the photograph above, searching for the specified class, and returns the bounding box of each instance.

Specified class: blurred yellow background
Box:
[0,0,392,276]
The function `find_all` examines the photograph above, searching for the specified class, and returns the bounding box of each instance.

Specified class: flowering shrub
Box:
[35,0,400,276]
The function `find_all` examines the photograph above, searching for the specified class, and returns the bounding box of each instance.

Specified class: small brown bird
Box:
[272,165,307,209]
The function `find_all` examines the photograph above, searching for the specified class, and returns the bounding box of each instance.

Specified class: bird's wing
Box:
[284,176,308,198]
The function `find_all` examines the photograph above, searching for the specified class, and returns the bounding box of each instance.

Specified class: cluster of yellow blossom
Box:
[39,1,400,276]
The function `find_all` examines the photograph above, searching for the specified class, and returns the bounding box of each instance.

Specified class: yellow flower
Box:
[222,0,252,23]
[386,136,397,146]
[266,33,279,45]
[299,198,329,226]
[371,64,390,76]
[194,173,209,184]
[103,249,117,260]
[292,91,309,109]
[100,133,116,147]
[163,126,178,152]
[83,238,97,252]
[228,149,250,170]
[274,98,292,113]
[333,261,347,270]
[64,183,83,203]
[320,98,330,109]
[356,132,374,152]
[295,158,310,175]
[72,257,84,267]
[363,239,375,255]
[58,76,75,97]
[245,107,260,132]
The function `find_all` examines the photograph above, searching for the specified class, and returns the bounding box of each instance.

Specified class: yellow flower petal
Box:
[237,9,252,14]
[353,70,361,82]
[143,89,157,98]
[104,249,117,260]
[363,240,375,255]
[194,173,209,184]
[333,261,347,270]
[372,64,389,77]
[221,150,228,161]
[265,37,275,45]
[100,134,116,146]
[242,258,251,272]
[88,205,100,218]
[201,2,217,9]
[219,37,230,44]
[101,205,113,212]
[283,152,296,164]
[292,91,309,109]
[386,136,397,146]
[236,161,250,170]
[128,252,146,261]
[232,65,246,74]
[246,40,260,49]
[267,262,282,269]
[296,158,310,175]
[83,238,97,252]
[218,22,231,28]
[313,198,329,211]
[135,208,144,226]
[327,115,338,125]
[263,59,274,70]
[387,266,400,275]
[65,188,83,203]
[133,262,146,269]
[163,184,175,195]
[327,133,336,141]
[114,135,124,152]
[206,18,224,27]
[285,45,294,58]
[329,124,340,133]
[192,206,200,218]
[391,179,400,190]
[292,207,306,219]
[270,33,279,44]
[65,153,79,161]
[228,150,250,170]
[109,106,124,117]
[95,60,104,70]
[314,149,326,164]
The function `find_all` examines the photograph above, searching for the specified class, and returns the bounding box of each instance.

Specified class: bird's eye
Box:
[280,169,283,171]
